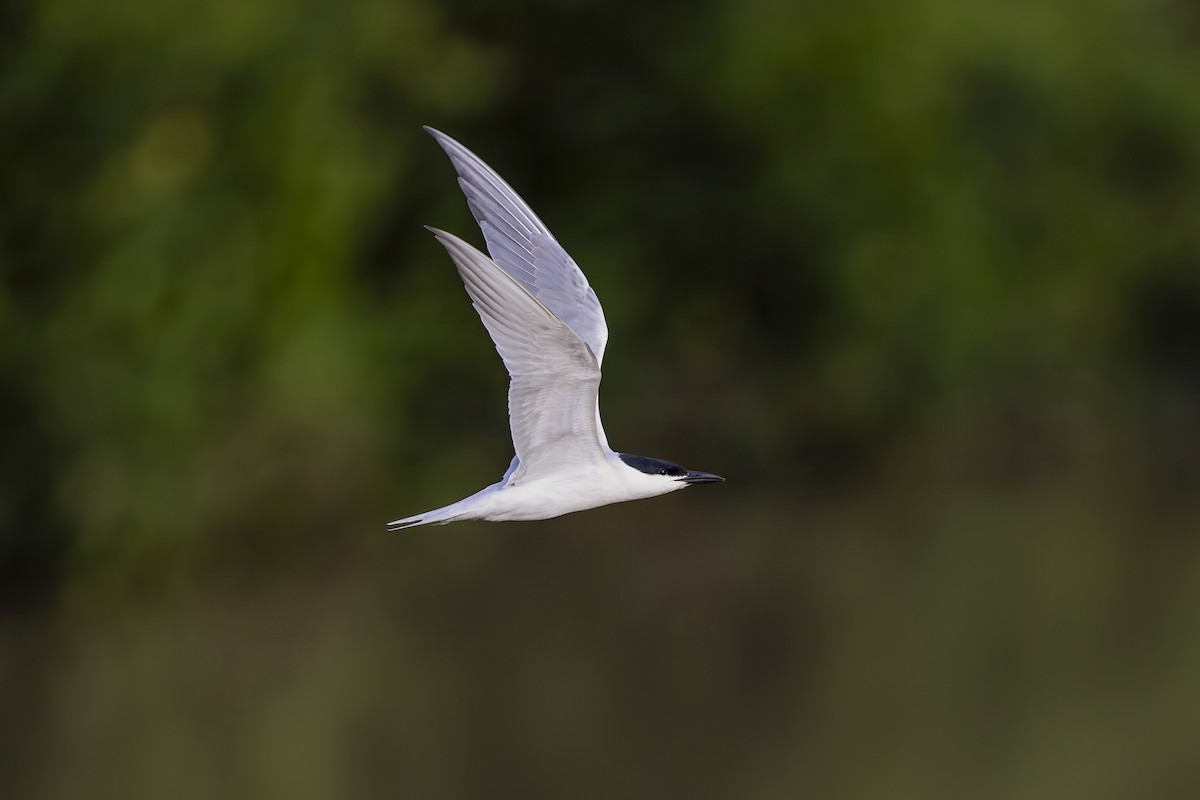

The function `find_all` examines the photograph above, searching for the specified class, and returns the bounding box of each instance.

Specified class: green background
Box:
[3,0,1200,797]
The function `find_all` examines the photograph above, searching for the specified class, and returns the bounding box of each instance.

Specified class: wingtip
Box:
[423,125,456,151]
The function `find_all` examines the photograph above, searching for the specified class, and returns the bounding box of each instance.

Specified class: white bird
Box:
[387,127,723,530]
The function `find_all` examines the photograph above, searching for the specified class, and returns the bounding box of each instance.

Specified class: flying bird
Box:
[387,127,723,530]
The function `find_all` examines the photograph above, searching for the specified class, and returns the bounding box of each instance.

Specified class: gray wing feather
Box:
[424,126,610,364]
[426,228,609,480]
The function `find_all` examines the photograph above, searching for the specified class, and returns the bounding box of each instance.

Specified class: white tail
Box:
[385,513,439,531]
[386,504,465,531]
[386,487,494,531]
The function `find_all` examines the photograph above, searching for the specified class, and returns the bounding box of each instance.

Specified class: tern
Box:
[387,127,723,530]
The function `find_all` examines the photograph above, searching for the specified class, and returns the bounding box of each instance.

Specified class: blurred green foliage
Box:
[3,0,1200,797]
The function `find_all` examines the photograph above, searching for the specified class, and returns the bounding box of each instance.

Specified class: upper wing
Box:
[427,228,610,481]
[424,126,610,364]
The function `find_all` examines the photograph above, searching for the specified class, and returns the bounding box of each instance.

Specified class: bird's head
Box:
[617,453,724,497]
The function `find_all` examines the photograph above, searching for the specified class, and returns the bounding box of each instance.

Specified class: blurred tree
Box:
[2,0,1200,797]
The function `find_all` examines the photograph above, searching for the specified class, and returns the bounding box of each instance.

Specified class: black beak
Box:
[678,470,724,485]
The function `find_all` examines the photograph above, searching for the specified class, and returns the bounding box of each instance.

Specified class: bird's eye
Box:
[658,468,668,475]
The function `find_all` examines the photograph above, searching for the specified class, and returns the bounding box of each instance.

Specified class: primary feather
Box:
[423,126,610,364]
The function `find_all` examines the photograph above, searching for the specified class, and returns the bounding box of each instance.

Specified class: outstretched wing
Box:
[427,228,610,481]
[424,126,610,364]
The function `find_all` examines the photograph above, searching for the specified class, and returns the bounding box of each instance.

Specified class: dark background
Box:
[3,0,1200,797]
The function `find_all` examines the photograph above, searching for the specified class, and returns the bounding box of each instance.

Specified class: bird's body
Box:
[395,455,695,527]
[388,128,721,530]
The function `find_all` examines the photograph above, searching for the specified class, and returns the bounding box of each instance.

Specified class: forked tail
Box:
[386,488,492,531]
[385,514,437,531]
[386,506,462,531]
